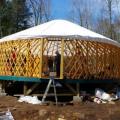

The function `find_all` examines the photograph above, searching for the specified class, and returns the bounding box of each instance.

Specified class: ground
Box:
[0,96,120,120]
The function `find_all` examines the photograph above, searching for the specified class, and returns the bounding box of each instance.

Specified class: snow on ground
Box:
[18,96,41,104]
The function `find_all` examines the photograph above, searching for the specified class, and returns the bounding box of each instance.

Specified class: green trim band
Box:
[0,76,42,82]
[0,76,119,84]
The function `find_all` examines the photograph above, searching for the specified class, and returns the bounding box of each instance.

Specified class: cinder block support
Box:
[73,95,82,103]
[0,82,6,96]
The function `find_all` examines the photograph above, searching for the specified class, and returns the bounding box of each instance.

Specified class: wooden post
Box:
[116,48,119,79]
[27,41,30,77]
[40,38,43,78]
[96,42,98,78]
[60,39,64,79]
[24,83,27,95]
[76,83,80,96]
[104,44,107,79]
[86,42,89,77]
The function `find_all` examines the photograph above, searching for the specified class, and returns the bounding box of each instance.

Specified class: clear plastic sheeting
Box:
[18,96,41,104]
[116,87,120,99]
[95,88,111,101]
[94,88,118,104]
[0,109,14,120]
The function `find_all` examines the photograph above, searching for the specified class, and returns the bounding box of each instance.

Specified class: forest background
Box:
[0,0,120,42]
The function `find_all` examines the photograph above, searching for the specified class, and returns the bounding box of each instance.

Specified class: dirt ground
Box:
[0,96,120,120]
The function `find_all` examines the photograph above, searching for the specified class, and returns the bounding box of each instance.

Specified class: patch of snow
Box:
[6,109,14,120]
[116,87,120,99]
[95,88,111,101]
[55,82,62,87]
[18,96,41,104]
[95,88,118,103]
[0,109,14,120]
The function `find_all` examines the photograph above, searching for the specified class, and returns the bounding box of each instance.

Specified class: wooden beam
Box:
[60,39,64,79]
[26,83,39,95]
[14,93,76,97]
[40,38,43,78]
[64,83,76,94]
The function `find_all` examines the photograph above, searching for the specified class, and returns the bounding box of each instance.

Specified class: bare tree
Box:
[70,0,93,29]
[70,0,120,41]
[95,0,120,40]
[105,0,113,38]
[28,0,51,26]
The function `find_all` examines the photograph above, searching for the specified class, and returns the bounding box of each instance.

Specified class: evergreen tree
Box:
[0,1,13,37]
[0,0,31,38]
[12,0,31,32]
[0,0,5,6]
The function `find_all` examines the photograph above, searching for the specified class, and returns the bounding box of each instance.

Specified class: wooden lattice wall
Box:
[0,38,120,80]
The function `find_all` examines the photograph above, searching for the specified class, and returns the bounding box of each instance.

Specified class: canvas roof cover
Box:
[0,19,120,47]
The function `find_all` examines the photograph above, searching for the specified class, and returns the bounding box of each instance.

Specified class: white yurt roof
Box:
[0,19,120,47]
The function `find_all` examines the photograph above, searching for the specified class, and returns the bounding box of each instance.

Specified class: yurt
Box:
[0,19,120,95]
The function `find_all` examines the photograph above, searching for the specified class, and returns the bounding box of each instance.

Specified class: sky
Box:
[51,0,120,18]
[50,0,103,23]
[51,0,72,20]
[51,0,101,20]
